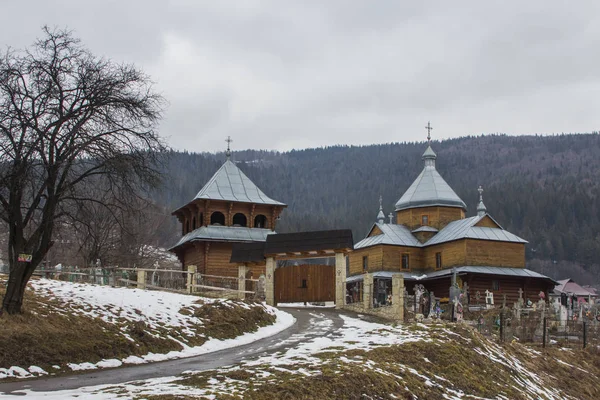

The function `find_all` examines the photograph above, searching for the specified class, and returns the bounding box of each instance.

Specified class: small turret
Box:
[377,195,385,224]
[477,185,487,217]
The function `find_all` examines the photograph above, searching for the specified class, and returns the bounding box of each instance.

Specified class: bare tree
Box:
[0,27,166,314]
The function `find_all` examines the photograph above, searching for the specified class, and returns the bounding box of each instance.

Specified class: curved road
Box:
[0,307,365,396]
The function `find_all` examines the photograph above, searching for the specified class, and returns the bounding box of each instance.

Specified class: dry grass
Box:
[175,323,600,400]
[0,279,275,375]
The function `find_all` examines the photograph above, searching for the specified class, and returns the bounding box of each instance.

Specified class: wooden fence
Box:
[32,264,265,300]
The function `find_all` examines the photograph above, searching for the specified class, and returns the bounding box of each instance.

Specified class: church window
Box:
[492,280,499,291]
[199,212,204,226]
[192,217,196,230]
[186,220,190,233]
[401,253,410,270]
[210,211,225,225]
[254,214,267,228]
[362,256,368,272]
[233,213,247,227]
[421,215,429,226]
[435,252,442,269]
[301,279,308,288]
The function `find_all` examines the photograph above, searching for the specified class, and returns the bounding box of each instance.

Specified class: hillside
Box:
[154,133,600,285]
[17,314,600,399]
[0,277,293,379]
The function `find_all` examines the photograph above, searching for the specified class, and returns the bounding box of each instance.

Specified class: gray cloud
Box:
[1,1,599,152]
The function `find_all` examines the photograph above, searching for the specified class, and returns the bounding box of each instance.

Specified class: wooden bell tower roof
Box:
[194,159,285,206]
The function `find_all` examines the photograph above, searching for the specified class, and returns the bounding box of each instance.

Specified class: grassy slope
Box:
[0,278,275,374]
[143,323,600,400]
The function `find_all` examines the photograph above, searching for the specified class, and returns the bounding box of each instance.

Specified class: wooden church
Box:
[169,142,286,278]
[348,126,555,306]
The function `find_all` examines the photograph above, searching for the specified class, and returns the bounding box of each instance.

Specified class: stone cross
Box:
[518,288,523,299]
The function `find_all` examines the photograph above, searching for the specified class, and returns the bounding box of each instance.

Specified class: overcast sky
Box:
[1,1,599,153]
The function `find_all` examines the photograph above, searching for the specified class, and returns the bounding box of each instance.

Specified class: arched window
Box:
[185,220,190,233]
[210,211,225,225]
[254,214,267,228]
[232,213,247,227]
[192,217,196,230]
[198,212,204,227]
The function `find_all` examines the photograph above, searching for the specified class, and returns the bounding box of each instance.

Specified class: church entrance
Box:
[274,264,335,304]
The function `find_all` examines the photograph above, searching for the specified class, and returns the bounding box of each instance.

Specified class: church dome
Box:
[394,145,467,211]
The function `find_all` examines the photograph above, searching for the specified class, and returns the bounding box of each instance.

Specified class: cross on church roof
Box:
[425,121,433,143]
[225,136,233,159]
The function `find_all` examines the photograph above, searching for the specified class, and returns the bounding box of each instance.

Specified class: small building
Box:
[348,130,555,307]
[552,278,598,306]
[169,144,286,278]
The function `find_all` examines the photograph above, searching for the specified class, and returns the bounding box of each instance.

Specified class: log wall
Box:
[348,246,383,275]
[474,215,500,228]
[396,206,465,230]
[423,241,466,270]
[465,240,525,268]
[381,245,422,272]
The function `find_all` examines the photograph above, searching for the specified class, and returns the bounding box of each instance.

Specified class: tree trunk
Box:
[1,262,31,314]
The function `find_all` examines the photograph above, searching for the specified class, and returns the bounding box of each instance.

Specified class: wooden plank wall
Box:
[348,247,383,275]
[206,242,240,277]
[474,216,500,228]
[183,244,205,272]
[396,206,465,230]
[423,241,466,270]
[381,245,422,272]
[274,264,335,303]
[465,240,525,268]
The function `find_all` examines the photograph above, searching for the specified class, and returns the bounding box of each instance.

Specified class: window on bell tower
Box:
[421,215,429,226]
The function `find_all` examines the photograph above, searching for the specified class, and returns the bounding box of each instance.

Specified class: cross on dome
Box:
[225,136,233,159]
[477,185,487,217]
[425,121,433,143]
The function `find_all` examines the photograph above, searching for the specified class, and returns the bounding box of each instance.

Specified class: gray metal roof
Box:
[395,146,467,211]
[169,225,274,250]
[354,223,422,249]
[421,266,555,282]
[347,267,555,284]
[346,271,417,283]
[424,215,527,246]
[412,226,439,233]
[194,160,285,206]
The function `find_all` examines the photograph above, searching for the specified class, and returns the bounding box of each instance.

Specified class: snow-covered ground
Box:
[13,313,568,400]
[0,279,294,380]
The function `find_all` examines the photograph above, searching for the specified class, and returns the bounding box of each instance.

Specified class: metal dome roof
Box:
[394,146,466,211]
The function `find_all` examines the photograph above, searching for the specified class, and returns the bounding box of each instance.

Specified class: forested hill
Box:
[153,133,600,285]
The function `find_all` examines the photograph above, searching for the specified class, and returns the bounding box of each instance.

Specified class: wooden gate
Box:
[274,264,335,304]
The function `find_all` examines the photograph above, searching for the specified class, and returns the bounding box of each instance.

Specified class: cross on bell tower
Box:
[425,121,433,144]
[225,136,233,159]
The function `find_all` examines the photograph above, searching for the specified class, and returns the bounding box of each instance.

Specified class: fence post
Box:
[363,273,373,310]
[137,270,146,290]
[187,265,197,294]
[583,322,587,349]
[542,317,547,348]
[238,265,247,300]
[499,311,504,343]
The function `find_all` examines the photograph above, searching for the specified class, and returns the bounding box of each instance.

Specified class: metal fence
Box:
[467,307,600,349]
